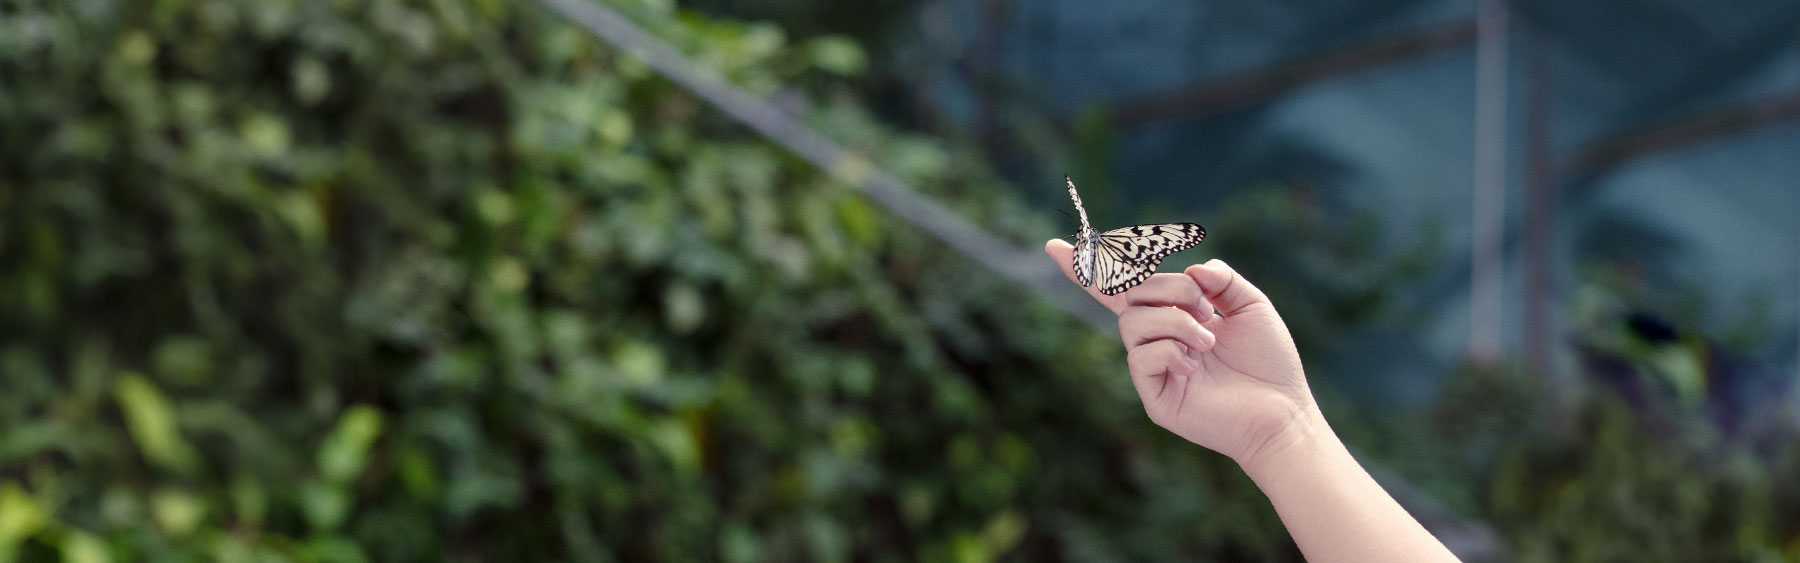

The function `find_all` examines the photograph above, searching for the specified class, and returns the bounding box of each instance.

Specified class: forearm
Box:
[1239,407,1459,563]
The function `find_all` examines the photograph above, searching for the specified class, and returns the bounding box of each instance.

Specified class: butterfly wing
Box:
[1093,252,1153,295]
[1073,231,1097,287]
[1093,223,1206,295]
[1066,176,1099,286]
[1065,176,1091,233]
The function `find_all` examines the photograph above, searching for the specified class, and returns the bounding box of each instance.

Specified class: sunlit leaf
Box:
[239,112,291,158]
[318,406,385,483]
[0,484,45,547]
[807,36,866,76]
[113,373,198,474]
[59,529,110,563]
[151,489,206,537]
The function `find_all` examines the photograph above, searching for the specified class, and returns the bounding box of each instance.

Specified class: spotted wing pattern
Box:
[1092,223,1206,295]
[1064,176,1206,296]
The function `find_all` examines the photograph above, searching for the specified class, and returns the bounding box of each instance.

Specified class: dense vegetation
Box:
[2,0,1798,561]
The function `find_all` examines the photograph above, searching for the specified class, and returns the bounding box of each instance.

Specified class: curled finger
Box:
[1119,305,1216,353]
[1126,339,1197,411]
[1124,272,1211,321]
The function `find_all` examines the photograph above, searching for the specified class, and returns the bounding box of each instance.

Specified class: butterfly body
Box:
[1065,176,1206,295]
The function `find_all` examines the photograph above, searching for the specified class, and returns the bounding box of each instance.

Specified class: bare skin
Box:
[1045,240,1459,563]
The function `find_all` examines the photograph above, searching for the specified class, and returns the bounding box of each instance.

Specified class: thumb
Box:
[1184,259,1271,317]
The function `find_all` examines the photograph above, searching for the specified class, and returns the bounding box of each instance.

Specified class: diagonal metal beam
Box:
[1575,93,1800,173]
[537,1,1502,559]
[536,0,1114,330]
[1112,20,1478,128]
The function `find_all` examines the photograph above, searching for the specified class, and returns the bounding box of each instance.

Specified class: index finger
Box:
[1044,239,1209,318]
[1045,239,1127,313]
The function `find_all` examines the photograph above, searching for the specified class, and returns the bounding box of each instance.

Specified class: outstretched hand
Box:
[1045,242,1464,562]
[1045,240,1315,466]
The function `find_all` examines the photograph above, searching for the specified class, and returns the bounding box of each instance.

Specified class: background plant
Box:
[3,0,1799,562]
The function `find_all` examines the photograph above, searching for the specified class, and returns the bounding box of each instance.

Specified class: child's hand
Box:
[1045,240,1315,466]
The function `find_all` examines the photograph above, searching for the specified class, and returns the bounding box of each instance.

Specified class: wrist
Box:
[1233,403,1336,481]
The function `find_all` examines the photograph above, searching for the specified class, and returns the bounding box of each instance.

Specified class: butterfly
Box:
[1065,175,1206,295]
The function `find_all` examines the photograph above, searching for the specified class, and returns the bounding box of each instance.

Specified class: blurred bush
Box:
[1426,290,1800,562]
[0,0,1299,560]
[6,0,1800,562]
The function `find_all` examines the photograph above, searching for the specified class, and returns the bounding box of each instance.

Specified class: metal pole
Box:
[1522,27,1556,385]
[1470,0,1509,365]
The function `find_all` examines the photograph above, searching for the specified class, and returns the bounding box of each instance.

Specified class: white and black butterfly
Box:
[1066,175,1206,295]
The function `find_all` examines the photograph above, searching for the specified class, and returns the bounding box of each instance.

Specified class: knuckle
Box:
[1124,345,1153,370]
[1144,404,1171,426]
[1125,343,1146,362]
[1168,355,1196,377]
[1131,341,1179,373]
[1116,306,1155,332]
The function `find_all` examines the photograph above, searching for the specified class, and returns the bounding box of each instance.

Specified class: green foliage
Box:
[1467,398,1800,562]
[8,0,1799,561]
[0,0,1294,560]
[1428,337,1800,561]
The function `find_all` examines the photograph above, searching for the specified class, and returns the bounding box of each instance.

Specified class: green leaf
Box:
[474,186,515,226]
[150,489,205,537]
[151,335,213,387]
[662,284,705,334]
[305,535,371,563]
[318,406,385,483]
[981,509,1027,556]
[208,533,253,563]
[488,257,530,293]
[806,36,866,75]
[719,524,759,563]
[230,473,268,527]
[290,55,332,105]
[397,447,440,498]
[648,417,698,474]
[115,30,156,66]
[834,195,882,248]
[59,529,110,563]
[0,483,45,547]
[596,107,633,149]
[276,190,327,248]
[238,112,291,158]
[113,373,198,474]
[611,340,665,388]
[299,480,351,532]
